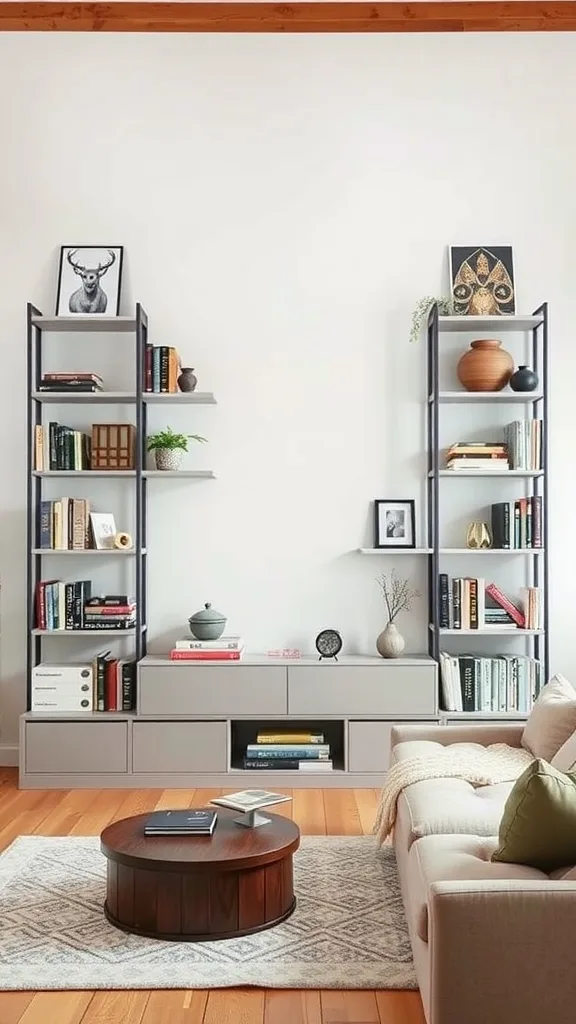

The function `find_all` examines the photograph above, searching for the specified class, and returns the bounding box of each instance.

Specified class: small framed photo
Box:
[374,500,415,549]
[90,512,117,550]
[56,245,123,316]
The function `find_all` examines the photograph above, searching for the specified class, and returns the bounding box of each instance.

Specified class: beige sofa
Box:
[391,724,576,1024]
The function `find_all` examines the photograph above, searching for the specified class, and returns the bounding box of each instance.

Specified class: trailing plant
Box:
[410,296,453,343]
[146,426,207,453]
[376,570,420,623]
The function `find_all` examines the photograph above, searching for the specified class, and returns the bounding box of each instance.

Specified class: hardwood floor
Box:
[0,771,425,1024]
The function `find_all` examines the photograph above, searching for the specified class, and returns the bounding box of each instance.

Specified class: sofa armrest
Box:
[390,723,524,749]
[427,880,576,1024]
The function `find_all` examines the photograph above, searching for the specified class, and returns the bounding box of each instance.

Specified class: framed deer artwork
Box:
[56,245,124,316]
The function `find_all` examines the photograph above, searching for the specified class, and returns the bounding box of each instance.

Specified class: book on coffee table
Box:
[210,790,292,813]
[144,809,217,836]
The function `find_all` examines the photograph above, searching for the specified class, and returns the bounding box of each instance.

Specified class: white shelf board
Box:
[144,392,216,405]
[32,391,134,404]
[31,315,136,333]
[32,391,217,405]
[143,470,215,478]
[358,547,432,555]
[431,625,544,636]
[438,314,543,334]
[432,470,543,478]
[32,548,144,556]
[31,628,142,637]
[33,470,136,477]
[439,548,544,555]
[431,391,543,404]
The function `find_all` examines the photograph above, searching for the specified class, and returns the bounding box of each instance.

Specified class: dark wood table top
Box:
[101,808,300,872]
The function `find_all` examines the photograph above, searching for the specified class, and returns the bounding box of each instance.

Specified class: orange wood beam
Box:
[1,2,576,33]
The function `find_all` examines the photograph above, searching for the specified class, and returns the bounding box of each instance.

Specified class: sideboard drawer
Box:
[133,721,227,773]
[25,721,128,774]
[138,665,287,716]
[288,665,436,716]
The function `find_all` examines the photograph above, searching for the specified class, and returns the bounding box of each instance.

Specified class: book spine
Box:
[469,577,478,629]
[122,662,135,711]
[145,344,153,392]
[525,498,532,548]
[153,348,161,392]
[175,639,242,650]
[452,578,461,630]
[246,747,330,759]
[459,656,475,712]
[531,496,542,547]
[49,422,57,470]
[86,595,133,606]
[160,347,169,393]
[243,759,300,769]
[490,504,504,549]
[64,583,75,630]
[83,621,135,630]
[39,500,52,548]
[485,583,525,628]
[257,733,324,744]
[169,650,241,660]
[34,424,44,471]
[439,573,449,628]
[97,657,106,712]
[105,659,118,711]
[84,614,136,623]
[85,605,135,615]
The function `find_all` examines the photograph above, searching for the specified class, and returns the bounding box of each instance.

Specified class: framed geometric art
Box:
[56,245,123,316]
[449,245,515,316]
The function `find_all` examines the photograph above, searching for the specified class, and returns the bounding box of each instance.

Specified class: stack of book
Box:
[505,420,542,470]
[84,596,136,630]
[169,636,244,661]
[490,497,543,548]
[243,730,332,771]
[445,441,509,471]
[144,346,181,393]
[39,497,91,550]
[38,372,103,394]
[34,422,91,471]
[35,579,92,630]
[439,653,542,713]
[439,575,541,630]
[144,809,217,836]
[92,654,136,711]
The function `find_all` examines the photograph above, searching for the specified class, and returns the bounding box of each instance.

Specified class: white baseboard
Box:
[0,745,19,767]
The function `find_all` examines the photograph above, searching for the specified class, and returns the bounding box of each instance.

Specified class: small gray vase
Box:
[376,622,405,659]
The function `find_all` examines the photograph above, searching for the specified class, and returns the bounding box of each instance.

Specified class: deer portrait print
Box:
[450,246,515,316]
[56,246,123,317]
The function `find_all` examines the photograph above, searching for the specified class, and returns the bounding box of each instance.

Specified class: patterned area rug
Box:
[0,835,416,991]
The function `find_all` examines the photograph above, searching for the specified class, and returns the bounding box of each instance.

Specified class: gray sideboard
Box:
[19,654,439,788]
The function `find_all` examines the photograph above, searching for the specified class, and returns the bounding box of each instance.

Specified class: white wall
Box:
[1,31,576,755]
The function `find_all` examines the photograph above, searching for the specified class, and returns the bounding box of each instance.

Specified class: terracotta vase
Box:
[376,622,405,659]
[457,339,513,392]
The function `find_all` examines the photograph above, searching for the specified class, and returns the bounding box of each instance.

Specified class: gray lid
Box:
[189,602,226,624]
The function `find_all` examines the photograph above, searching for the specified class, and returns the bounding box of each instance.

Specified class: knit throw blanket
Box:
[373,743,532,846]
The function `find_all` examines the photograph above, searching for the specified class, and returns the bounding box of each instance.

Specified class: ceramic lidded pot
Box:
[509,366,539,393]
[457,339,513,392]
[188,602,227,640]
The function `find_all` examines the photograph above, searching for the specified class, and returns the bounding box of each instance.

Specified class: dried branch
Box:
[375,570,420,623]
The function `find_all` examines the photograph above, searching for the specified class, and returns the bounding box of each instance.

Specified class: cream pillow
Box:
[551,731,576,773]
[522,674,576,762]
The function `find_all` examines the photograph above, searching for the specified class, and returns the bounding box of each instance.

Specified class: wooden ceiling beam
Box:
[1,1,576,33]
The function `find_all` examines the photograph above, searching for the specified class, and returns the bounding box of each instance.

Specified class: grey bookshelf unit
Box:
[21,305,217,786]
[20,655,439,788]
[426,305,549,716]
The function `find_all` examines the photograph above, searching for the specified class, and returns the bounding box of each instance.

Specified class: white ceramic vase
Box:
[376,621,405,659]
[155,448,183,471]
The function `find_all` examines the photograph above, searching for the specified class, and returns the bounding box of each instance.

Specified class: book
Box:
[256,731,324,744]
[439,652,541,713]
[144,809,217,836]
[210,790,292,812]
[169,649,243,661]
[242,758,334,770]
[485,582,525,628]
[245,744,330,759]
[174,636,243,650]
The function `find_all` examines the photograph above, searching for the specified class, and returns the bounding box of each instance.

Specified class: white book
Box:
[447,460,510,471]
[210,790,292,812]
[175,636,243,650]
[298,760,333,770]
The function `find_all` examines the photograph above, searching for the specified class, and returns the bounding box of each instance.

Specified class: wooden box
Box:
[91,423,136,470]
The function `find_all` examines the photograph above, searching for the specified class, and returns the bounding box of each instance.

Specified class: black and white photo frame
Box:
[56,245,123,316]
[374,499,416,549]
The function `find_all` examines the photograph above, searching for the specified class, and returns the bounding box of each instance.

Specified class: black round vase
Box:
[509,365,539,393]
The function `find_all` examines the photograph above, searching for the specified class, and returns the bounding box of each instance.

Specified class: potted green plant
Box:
[146,426,207,471]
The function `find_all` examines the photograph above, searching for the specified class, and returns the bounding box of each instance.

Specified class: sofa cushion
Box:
[407,834,547,943]
[493,758,576,872]
[396,777,514,847]
[522,674,576,761]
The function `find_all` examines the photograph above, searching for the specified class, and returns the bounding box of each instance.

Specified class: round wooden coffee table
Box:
[100,809,300,941]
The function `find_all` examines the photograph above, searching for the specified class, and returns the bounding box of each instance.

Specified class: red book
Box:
[485,583,525,628]
[104,659,118,711]
[86,605,135,615]
[169,650,242,661]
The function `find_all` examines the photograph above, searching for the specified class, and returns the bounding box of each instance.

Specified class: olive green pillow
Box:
[492,758,576,872]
